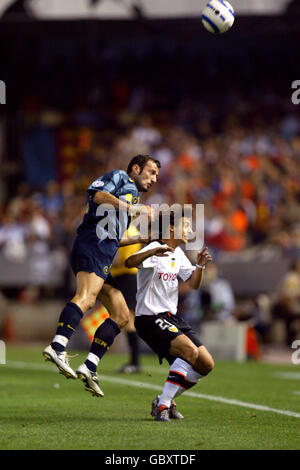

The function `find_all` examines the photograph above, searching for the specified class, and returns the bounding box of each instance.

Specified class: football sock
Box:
[85,318,120,372]
[51,302,83,352]
[85,352,100,371]
[127,331,140,365]
[158,358,203,407]
[174,364,203,398]
[186,364,203,383]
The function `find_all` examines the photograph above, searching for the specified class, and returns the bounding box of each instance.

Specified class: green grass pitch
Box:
[1,345,300,450]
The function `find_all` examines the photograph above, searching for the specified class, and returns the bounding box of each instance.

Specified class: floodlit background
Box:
[0,0,300,362]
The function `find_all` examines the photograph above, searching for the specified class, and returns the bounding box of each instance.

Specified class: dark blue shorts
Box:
[70,235,119,281]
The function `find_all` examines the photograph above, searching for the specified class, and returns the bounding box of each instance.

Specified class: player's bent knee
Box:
[202,359,215,375]
[197,356,215,376]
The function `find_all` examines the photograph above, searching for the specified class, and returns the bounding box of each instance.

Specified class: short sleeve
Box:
[178,250,196,281]
[88,170,123,196]
[135,242,160,268]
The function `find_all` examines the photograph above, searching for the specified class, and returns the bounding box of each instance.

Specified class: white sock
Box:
[158,383,179,408]
[86,352,100,368]
[174,366,203,398]
[158,359,204,406]
[52,334,68,348]
[169,357,191,376]
[174,386,185,398]
[186,365,203,383]
[158,358,191,408]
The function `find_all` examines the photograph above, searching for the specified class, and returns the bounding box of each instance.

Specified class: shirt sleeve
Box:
[88,170,123,196]
[135,242,159,268]
[178,249,196,281]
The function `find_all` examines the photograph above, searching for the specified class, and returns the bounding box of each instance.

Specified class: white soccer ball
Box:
[202,1,235,34]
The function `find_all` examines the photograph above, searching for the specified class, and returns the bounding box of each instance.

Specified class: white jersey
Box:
[135,241,196,316]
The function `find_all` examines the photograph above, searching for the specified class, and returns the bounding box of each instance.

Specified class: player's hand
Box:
[197,246,212,266]
[153,246,174,257]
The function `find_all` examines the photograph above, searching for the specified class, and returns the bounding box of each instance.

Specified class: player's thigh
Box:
[169,334,199,365]
[72,271,104,311]
[99,283,130,328]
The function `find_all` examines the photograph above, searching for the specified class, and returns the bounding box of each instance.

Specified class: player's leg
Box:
[153,355,204,421]
[99,283,130,329]
[155,317,214,420]
[153,338,214,420]
[84,283,129,372]
[71,271,105,313]
[119,311,141,373]
[43,271,104,379]
[113,274,140,373]
[77,283,130,396]
[169,335,214,375]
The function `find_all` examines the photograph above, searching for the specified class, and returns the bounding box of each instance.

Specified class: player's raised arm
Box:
[187,246,213,290]
[93,191,154,220]
[125,245,174,269]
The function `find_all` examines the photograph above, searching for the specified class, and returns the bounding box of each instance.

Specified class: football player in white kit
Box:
[125,210,214,421]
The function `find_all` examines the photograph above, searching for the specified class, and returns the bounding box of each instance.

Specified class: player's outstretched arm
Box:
[93,191,130,211]
[125,246,174,269]
[187,246,213,290]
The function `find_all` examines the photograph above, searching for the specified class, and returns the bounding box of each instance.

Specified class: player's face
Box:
[134,160,159,192]
[172,217,192,245]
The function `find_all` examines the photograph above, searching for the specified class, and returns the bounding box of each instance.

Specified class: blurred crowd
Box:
[2,104,300,261]
[1,33,300,346]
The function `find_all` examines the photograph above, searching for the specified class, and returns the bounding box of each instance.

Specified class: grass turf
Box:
[1,345,300,450]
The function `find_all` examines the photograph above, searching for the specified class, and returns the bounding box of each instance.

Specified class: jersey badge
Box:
[92,180,105,187]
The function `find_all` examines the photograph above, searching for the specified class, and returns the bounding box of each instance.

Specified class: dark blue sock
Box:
[51,302,83,352]
[127,331,140,366]
[85,318,120,372]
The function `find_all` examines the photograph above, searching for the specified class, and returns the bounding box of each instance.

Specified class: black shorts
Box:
[70,235,119,281]
[105,274,137,311]
[134,312,202,365]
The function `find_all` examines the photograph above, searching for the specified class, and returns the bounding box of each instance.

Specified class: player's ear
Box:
[132,164,141,175]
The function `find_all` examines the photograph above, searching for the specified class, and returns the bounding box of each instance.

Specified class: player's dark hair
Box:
[127,154,161,174]
[157,207,188,239]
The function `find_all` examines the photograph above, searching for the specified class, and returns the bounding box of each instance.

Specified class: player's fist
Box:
[197,246,212,266]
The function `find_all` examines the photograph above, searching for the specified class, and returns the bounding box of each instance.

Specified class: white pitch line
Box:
[274,372,300,380]
[5,360,300,419]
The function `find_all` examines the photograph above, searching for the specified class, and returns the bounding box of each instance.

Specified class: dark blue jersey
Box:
[77,169,139,242]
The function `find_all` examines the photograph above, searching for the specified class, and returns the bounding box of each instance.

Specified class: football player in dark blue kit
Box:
[43,155,160,396]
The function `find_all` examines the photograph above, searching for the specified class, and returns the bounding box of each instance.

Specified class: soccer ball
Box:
[202,0,235,34]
